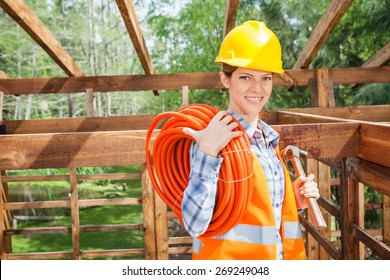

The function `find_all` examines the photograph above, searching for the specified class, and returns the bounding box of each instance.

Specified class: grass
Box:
[8,166,145,260]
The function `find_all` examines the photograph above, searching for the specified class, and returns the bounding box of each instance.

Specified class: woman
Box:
[181,21,319,260]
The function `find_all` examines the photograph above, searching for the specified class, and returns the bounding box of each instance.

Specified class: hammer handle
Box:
[292,158,327,230]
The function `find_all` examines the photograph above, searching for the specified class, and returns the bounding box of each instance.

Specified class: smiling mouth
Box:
[245,96,264,103]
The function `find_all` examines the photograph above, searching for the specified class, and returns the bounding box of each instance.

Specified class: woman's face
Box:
[220,67,273,118]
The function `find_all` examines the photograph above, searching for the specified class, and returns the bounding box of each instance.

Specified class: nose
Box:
[251,80,263,93]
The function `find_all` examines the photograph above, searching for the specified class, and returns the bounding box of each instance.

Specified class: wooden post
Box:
[339,158,360,259]
[86,88,94,117]
[384,195,390,248]
[182,86,189,107]
[1,170,12,255]
[141,165,157,260]
[306,158,318,260]
[154,192,169,259]
[69,167,81,260]
[306,68,333,259]
[0,171,4,259]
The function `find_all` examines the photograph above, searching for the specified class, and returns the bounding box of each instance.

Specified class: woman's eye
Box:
[263,76,272,81]
[239,75,250,80]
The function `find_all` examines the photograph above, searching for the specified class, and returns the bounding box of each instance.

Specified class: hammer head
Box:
[280,145,308,159]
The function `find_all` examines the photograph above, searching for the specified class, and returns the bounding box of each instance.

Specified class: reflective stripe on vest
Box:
[284,221,302,239]
[193,222,302,254]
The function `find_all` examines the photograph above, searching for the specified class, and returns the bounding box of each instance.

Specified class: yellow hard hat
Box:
[215,21,284,74]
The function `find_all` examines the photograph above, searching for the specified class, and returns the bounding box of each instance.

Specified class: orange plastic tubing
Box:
[145,104,253,237]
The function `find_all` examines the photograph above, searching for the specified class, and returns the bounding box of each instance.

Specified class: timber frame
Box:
[0,0,390,260]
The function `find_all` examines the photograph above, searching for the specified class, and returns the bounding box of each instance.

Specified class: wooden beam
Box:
[362,42,390,67]
[223,0,239,37]
[293,0,354,69]
[0,67,389,95]
[360,123,390,168]
[346,158,390,196]
[352,42,390,87]
[0,123,360,170]
[277,105,390,123]
[0,0,84,77]
[115,0,159,96]
[275,122,361,160]
[3,115,161,134]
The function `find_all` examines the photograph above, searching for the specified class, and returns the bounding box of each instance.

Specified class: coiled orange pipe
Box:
[145,104,253,237]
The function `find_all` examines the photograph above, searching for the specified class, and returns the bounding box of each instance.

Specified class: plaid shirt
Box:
[181,110,285,259]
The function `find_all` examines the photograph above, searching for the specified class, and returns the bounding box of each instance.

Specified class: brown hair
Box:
[221,63,238,77]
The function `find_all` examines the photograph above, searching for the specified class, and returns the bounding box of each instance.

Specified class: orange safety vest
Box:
[192,150,306,260]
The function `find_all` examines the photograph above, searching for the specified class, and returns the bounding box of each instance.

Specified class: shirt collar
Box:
[226,110,280,148]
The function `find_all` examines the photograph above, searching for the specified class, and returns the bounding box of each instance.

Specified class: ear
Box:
[219,71,231,89]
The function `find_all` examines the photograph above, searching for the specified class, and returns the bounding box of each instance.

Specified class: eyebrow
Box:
[237,72,272,77]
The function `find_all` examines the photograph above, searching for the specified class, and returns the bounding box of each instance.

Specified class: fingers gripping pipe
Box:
[145,104,253,237]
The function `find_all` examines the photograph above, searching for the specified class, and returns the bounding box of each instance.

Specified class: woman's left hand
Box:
[292,174,319,210]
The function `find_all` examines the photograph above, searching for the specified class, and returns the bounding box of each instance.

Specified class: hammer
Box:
[281,145,327,230]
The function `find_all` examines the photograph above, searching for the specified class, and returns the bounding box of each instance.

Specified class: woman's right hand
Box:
[183,111,243,157]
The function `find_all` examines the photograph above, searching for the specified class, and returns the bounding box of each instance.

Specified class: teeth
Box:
[246,97,263,101]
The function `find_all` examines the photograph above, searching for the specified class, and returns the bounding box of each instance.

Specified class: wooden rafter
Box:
[293,0,354,69]
[362,42,390,67]
[352,42,390,87]
[223,0,240,37]
[0,67,389,95]
[0,0,84,77]
[115,0,159,96]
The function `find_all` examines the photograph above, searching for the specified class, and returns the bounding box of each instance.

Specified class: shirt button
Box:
[276,203,280,207]
[274,171,278,176]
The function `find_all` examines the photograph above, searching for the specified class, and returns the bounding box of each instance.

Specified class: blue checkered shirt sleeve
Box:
[181,142,223,237]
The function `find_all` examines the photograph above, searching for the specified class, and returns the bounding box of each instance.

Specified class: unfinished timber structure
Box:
[0,0,389,260]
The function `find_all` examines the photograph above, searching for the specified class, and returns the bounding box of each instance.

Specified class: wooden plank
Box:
[3,115,161,134]
[2,173,140,183]
[293,0,354,69]
[346,158,390,196]
[0,0,84,77]
[4,198,140,210]
[69,167,80,260]
[278,105,390,123]
[168,247,192,255]
[223,0,239,36]
[5,224,143,235]
[0,130,158,170]
[350,223,390,260]
[316,68,330,107]
[80,248,144,258]
[4,251,73,260]
[275,122,361,159]
[141,165,157,260]
[4,249,144,260]
[168,236,192,245]
[299,214,341,260]
[115,0,159,96]
[0,123,361,170]
[1,67,388,95]
[360,123,390,168]
[362,42,390,67]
